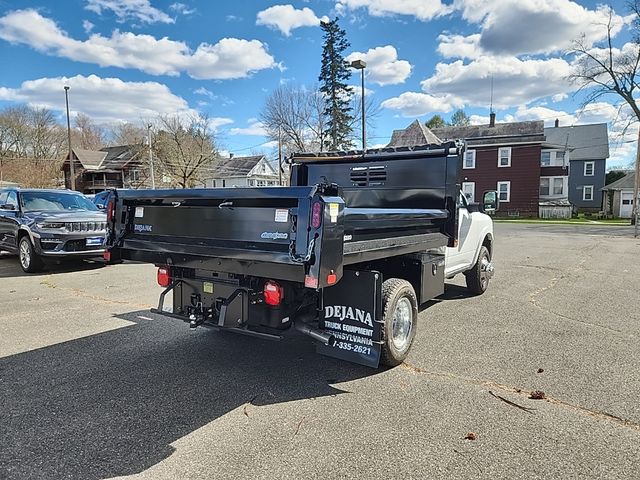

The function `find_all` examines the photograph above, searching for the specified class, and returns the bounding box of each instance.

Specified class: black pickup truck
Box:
[105,144,496,367]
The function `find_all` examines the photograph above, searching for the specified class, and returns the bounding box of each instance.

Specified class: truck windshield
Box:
[21,192,99,212]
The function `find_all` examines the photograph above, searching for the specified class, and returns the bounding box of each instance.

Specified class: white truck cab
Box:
[444,191,496,294]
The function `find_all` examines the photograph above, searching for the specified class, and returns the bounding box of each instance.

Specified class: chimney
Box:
[489,112,496,127]
[229,152,234,159]
[554,118,559,128]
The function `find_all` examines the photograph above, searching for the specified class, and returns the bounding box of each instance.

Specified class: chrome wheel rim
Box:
[20,241,30,269]
[391,297,413,351]
[480,255,493,290]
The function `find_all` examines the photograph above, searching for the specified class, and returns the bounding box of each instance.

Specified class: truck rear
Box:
[105,144,461,367]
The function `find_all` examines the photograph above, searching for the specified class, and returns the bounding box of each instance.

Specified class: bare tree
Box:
[154,114,217,188]
[260,84,328,153]
[348,92,381,148]
[568,3,640,234]
[108,122,147,146]
[73,113,105,150]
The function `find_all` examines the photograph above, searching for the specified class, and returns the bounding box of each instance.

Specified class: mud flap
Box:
[317,270,383,368]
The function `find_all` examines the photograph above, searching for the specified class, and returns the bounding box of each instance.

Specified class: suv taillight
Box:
[263,280,283,306]
[157,266,171,287]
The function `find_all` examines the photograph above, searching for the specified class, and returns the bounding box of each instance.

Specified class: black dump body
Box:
[106,144,460,289]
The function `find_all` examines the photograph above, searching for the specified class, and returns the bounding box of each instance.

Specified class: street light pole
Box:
[148,124,155,189]
[64,86,75,190]
[350,59,367,152]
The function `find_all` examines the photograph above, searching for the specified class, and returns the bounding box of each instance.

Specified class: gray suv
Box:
[0,188,107,273]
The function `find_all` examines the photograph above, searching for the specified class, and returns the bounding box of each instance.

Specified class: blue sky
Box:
[0,0,635,167]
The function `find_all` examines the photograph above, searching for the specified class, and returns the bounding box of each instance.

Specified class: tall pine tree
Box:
[319,18,353,151]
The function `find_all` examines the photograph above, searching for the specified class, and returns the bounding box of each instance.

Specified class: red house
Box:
[431,116,547,217]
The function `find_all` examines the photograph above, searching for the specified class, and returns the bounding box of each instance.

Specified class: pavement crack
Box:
[400,363,640,433]
[39,275,152,309]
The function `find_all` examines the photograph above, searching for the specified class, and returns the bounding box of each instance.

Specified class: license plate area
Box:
[86,237,104,246]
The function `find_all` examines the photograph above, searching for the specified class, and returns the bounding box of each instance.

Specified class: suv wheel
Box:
[19,236,43,273]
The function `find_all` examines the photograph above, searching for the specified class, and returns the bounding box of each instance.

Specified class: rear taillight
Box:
[106,199,115,223]
[157,266,171,287]
[103,251,111,262]
[263,280,283,306]
[311,201,322,229]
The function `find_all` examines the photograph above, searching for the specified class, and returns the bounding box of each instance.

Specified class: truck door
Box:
[445,193,475,275]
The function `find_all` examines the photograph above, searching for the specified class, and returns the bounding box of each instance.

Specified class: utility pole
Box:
[278,125,282,186]
[148,124,155,189]
[633,126,640,237]
[64,86,75,190]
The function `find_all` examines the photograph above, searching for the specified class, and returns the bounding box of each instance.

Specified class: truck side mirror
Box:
[0,203,16,211]
[482,190,499,215]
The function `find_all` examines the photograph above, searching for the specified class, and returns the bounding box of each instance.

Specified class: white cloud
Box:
[421,56,574,108]
[451,0,627,56]
[85,0,174,24]
[437,33,481,59]
[194,87,215,99]
[0,74,195,124]
[0,10,276,80]
[381,92,461,116]
[256,5,328,36]
[552,93,568,102]
[82,20,95,34]
[169,2,195,15]
[336,0,451,21]
[229,120,267,136]
[208,117,234,131]
[345,46,412,86]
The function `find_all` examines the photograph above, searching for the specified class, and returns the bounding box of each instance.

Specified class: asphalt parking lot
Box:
[1,223,639,480]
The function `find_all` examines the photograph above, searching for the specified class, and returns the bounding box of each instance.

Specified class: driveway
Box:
[1,224,638,479]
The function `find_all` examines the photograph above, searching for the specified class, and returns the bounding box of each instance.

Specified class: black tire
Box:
[18,236,43,273]
[465,245,491,295]
[380,278,418,367]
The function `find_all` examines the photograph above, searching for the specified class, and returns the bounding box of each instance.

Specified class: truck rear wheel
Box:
[465,246,492,295]
[380,278,418,367]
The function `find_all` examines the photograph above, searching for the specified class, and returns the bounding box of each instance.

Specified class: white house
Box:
[602,171,637,218]
[205,154,280,188]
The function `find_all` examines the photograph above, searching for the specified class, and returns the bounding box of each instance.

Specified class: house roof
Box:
[72,149,107,169]
[66,145,140,171]
[210,155,268,178]
[432,120,545,146]
[602,171,636,191]
[544,124,609,160]
[387,120,442,147]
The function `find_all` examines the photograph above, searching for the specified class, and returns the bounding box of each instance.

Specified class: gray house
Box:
[544,122,609,212]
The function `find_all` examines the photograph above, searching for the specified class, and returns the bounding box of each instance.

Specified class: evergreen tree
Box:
[450,109,470,126]
[319,18,353,150]
[425,114,446,129]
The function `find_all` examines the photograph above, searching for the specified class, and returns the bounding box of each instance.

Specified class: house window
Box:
[256,180,267,187]
[584,161,594,176]
[497,181,510,202]
[498,147,511,167]
[583,185,594,201]
[541,151,551,166]
[248,179,254,187]
[540,176,566,197]
[540,178,550,196]
[462,182,475,202]
[555,151,565,164]
[463,150,476,169]
[129,169,140,182]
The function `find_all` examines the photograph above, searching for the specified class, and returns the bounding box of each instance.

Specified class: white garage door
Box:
[620,192,634,218]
